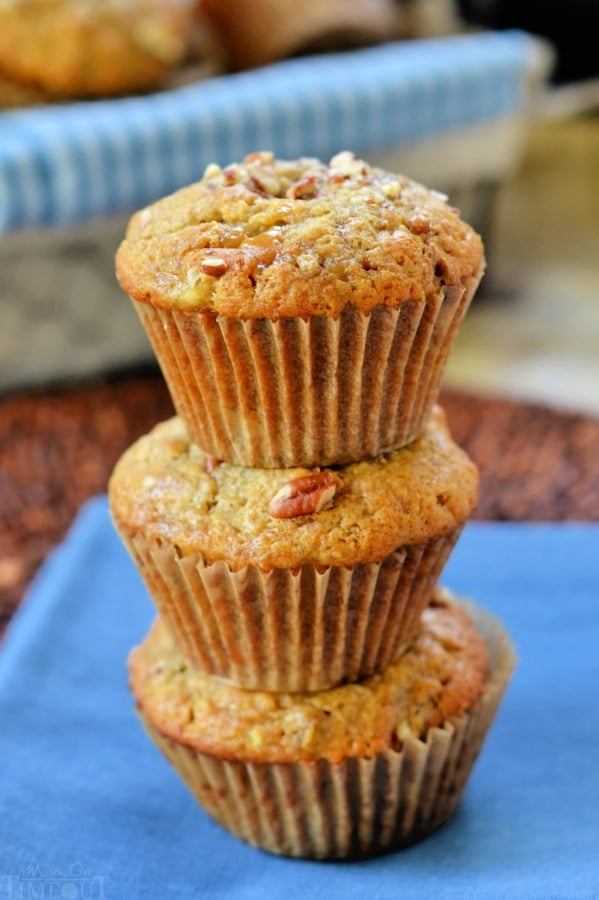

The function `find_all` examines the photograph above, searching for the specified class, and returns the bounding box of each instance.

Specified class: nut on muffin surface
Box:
[116,151,484,317]
[129,591,489,764]
[108,406,478,569]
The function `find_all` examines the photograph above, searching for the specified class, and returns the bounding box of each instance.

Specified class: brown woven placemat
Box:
[1,369,598,634]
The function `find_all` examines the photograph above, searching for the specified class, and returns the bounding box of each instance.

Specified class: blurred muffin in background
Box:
[0,0,219,101]
[0,67,48,108]
[200,0,401,70]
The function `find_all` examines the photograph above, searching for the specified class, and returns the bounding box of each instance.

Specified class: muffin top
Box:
[129,590,489,764]
[116,151,484,317]
[109,406,478,569]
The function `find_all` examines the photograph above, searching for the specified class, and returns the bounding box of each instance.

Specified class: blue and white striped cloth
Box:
[0,30,539,232]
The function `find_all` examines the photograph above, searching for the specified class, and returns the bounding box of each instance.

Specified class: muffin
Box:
[0,67,47,108]
[109,406,478,691]
[129,590,516,859]
[116,150,485,468]
[200,0,400,70]
[0,0,202,99]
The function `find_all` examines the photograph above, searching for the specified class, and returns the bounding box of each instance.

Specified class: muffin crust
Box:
[109,406,478,569]
[129,591,489,764]
[116,151,484,317]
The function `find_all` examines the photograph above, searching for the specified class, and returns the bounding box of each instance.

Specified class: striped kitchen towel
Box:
[0,30,543,232]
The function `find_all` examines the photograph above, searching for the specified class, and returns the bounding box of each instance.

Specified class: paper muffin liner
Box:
[132,266,483,468]
[118,523,461,692]
[138,601,515,860]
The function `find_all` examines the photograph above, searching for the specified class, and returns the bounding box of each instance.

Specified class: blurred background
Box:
[443,111,599,415]
[1,0,597,414]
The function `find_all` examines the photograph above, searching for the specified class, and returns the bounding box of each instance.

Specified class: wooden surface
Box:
[1,368,598,635]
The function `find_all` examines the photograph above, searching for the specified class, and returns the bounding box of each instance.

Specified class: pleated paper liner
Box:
[137,600,515,860]
[119,524,461,692]
[132,267,483,468]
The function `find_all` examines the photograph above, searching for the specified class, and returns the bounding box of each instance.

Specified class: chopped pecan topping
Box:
[203,455,222,474]
[329,151,368,177]
[382,180,402,199]
[269,471,341,519]
[407,214,431,235]
[244,151,274,165]
[222,167,238,185]
[288,175,320,199]
[248,175,269,196]
[203,163,221,179]
[200,256,228,277]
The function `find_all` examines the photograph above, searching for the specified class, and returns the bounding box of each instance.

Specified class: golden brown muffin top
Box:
[116,151,484,317]
[109,407,478,569]
[129,590,489,764]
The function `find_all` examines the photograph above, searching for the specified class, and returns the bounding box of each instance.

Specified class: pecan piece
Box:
[244,151,274,165]
[201,256,228,277]
[269,471,341,519]
[247,175,269,197]
[222,167,239,185]
[288,175,320,199]
[203,455,222,474]
[407,214,431,235]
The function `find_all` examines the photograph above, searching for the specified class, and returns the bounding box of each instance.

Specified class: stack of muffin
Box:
[109,151,515,859]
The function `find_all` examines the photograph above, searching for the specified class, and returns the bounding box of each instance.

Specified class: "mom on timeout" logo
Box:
[0,863,110,899]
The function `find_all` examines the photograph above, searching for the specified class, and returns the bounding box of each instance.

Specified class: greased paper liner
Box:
[132,268,483,468]
[138,601,516,859]
[119,524,461,692]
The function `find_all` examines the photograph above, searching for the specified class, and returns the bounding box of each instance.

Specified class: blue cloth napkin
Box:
[0,31,539,232]
[1,497,598,899]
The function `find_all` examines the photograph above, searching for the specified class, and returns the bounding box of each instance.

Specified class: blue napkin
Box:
[0,31,539,232]
[1,497,598,899]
